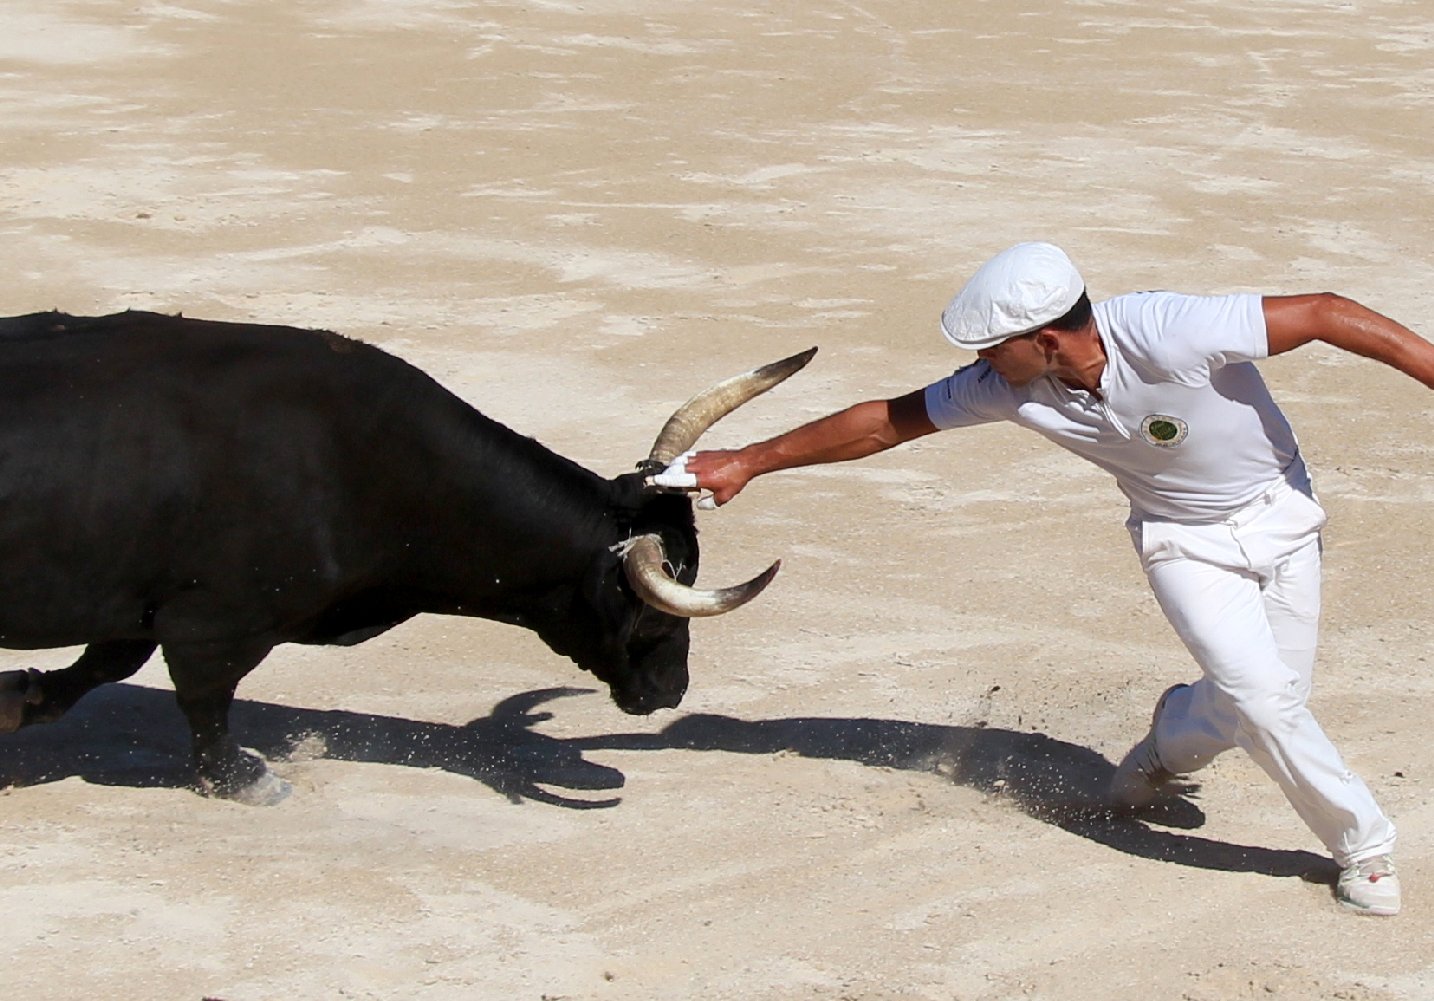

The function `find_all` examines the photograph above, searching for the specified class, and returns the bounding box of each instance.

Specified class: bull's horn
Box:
[645,346,817,468]
[620,534,779,618]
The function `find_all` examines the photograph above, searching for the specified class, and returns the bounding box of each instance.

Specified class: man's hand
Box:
[650,448,752,507]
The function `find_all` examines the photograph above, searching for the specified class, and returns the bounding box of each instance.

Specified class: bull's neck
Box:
[412,410,628,599]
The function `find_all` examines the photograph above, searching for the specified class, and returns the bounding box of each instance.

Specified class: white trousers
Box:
[1128,467,1395,867]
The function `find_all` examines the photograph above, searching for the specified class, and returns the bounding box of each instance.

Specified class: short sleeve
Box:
[1105,292,1267,374]
[922,361,1018,430]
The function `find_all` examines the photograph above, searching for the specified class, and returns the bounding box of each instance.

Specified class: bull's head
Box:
[578,347,816,714]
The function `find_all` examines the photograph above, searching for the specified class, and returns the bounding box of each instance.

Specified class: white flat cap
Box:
[939,242,1085,350]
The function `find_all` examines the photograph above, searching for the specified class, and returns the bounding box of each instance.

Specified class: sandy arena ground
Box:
[3,2,1434,998]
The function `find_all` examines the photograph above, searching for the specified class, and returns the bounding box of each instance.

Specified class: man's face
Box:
[977,332,1047,386]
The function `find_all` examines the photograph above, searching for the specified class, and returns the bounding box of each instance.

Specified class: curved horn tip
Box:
[728,558,782,606]
[741,559,782,603]
[794,345,819,365]
[755,346,818,382]
[755,559,781,587]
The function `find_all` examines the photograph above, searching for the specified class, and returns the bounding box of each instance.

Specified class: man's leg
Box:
[1154,538,1319,774]
[1144,542,1394,868]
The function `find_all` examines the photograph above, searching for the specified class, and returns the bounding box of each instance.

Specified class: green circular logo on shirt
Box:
[1140,414,1188,447]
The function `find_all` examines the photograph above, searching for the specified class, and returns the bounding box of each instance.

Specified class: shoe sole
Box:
[1336,900,1393,917]
[1337,898,1400,917]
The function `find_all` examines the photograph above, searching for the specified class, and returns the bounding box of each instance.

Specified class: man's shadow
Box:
[0,683,1335,884]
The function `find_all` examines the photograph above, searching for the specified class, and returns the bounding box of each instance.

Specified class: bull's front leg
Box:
[180,694,290,806]
[164,639,290,806]
[0,640,158,733]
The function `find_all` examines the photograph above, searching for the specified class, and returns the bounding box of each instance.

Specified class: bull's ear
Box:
[608,474,698,539]
[609,471,652,510]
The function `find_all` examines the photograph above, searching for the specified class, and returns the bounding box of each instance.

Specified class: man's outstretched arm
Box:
[1264,293,1434,388]
[676,389,938,506]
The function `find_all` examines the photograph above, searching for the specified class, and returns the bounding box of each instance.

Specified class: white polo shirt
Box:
[922,291,1302,522]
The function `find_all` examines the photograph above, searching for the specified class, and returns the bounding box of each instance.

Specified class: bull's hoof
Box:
[196,750,292,806]
[226,769,293,807]
[0,669,43,734]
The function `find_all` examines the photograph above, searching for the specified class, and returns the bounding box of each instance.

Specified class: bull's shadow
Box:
[0,684,1334,882]
[0,682,627,809]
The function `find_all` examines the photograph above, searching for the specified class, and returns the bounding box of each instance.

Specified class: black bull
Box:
[0,310,814,804]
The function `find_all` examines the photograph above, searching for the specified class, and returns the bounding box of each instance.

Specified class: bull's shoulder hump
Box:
[0,309,409,371]
[0,310,456,413]
[0,309,361,348]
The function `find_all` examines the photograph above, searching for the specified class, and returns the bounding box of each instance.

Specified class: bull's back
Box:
[0,311,461,645]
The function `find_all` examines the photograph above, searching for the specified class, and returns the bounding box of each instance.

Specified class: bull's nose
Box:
[616,686,685,715]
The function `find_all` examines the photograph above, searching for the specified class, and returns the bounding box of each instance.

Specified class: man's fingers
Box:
[647,450,700,491]
[650,469,699,490]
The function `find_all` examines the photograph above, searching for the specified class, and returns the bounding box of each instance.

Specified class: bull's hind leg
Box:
[0,670,41,732]
[162,639,289,806]
[0,640,157,733]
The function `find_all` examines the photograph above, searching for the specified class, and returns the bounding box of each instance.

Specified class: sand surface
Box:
[3,2,1434,998]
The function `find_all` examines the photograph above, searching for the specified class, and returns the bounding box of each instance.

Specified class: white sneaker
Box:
[1109,684,1187,812]
[1337,856,1401,916]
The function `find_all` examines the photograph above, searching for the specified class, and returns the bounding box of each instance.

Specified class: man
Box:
[656,242,1432,916]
